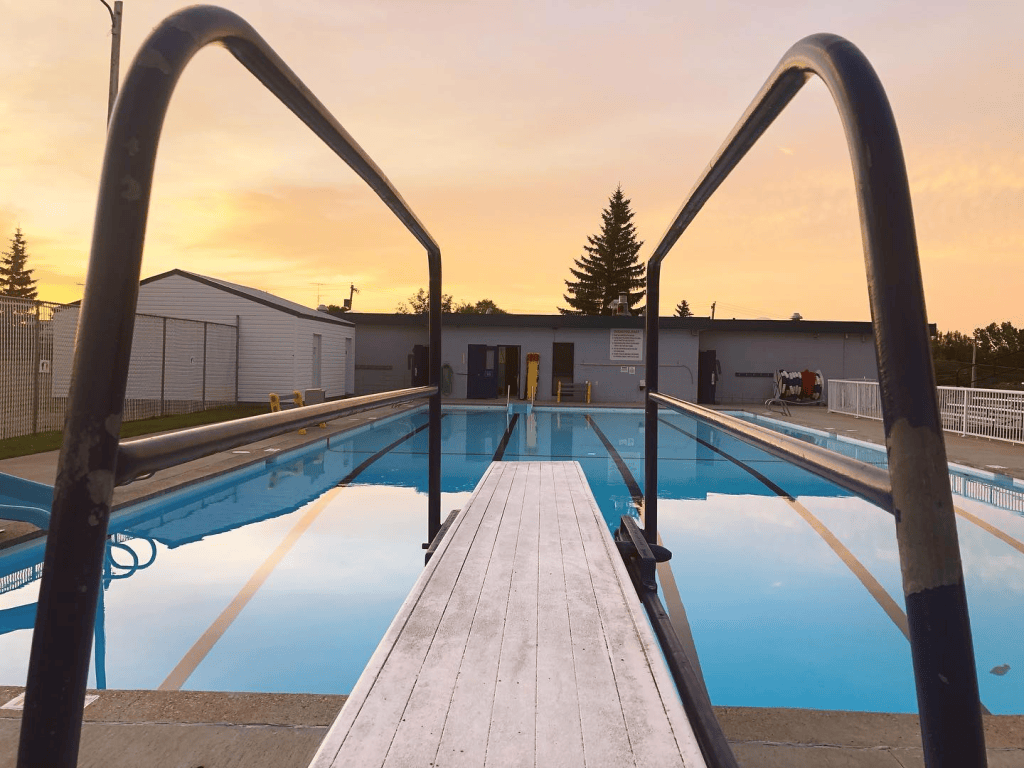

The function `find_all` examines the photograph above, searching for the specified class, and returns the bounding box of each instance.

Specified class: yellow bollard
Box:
[586,381,591,404]
[293,390,307,434]
[557,380,562,404]
[269,393,281,413]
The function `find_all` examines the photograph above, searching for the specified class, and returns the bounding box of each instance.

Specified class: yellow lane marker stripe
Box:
[787,498,993,715]
[784,498,910,641]
[159,487,344,691]
[955,505,1024,556]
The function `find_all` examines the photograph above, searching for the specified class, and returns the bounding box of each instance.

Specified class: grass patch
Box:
[0,404,270,461]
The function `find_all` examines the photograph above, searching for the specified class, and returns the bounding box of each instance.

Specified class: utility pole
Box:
[710,301,716,320]
[98,1,123,123]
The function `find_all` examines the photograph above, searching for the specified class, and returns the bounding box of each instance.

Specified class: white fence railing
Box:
[828,379,1024,445]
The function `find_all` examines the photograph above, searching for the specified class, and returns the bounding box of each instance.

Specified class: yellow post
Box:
[293,390,307,434]
[557,380,562,404]
[526,353,540,401]
[586,381,591,403]
[269,393,281,412]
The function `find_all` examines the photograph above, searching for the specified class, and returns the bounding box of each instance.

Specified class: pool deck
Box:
[0,687,1020,767]
[1,399,1023,766]
[727,402,1024,482]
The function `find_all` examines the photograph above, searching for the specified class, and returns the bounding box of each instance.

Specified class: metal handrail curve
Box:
[643,33,985,766]
[17,7,442,767]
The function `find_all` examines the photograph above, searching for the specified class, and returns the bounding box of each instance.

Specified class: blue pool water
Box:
[0,406,1021,714]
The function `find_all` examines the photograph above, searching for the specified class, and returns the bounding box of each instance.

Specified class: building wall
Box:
[136,275,354,401]
[351,322,699,403]
[700,330,879,403]
[441,327,697,402]
[354,325,428,394]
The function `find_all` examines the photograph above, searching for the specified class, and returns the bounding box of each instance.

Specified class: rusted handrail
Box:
[643,33,985,767]
[17,7,442,767]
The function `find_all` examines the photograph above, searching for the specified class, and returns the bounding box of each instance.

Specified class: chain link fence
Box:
[1,295,237,440]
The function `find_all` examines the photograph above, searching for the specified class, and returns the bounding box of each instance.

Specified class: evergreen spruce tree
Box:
[1,229,37,299]
[560,186,645,315]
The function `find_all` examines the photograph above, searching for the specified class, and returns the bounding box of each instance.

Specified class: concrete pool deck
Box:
[1,399,1023,765]
[0,686,1020,767]
[727,402,1024,482]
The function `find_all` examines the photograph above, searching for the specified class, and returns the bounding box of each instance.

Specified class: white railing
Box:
[827,379,884,422]
[829,379,1024,445]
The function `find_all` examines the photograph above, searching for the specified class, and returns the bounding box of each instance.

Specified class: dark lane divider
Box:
[338,415,445,487]
[492,414,520,462]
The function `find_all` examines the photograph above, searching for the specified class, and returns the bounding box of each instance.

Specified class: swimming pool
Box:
[0,406,1020,713]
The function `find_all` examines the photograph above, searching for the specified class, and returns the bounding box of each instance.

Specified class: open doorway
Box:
[552,342,574,396]
[497,346,520,399]
[411,344,429,387]
[697,349,720,404]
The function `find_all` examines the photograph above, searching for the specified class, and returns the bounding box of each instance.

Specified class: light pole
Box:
[97,0,123,123]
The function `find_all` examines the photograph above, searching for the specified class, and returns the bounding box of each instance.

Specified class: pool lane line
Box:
[336,415,445,487]
[657,419,986,708]
[657,421,993,723]
[491,413,520,461]
[161,415,446,690]
[583,414,710,699]
[954,505,1024,556]
[657,418,913,642]
[583,414,644,506]
[159,486,344,690]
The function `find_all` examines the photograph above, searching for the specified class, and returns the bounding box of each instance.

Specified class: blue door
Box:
[467,345,498,399]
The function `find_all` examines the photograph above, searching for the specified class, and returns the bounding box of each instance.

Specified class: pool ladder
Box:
[12,9,987,768]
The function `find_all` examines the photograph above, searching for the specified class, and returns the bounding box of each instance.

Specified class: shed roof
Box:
[341,312,885,335]
[139,269,353,326]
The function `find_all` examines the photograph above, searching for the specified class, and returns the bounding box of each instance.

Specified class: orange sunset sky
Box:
[1,0,1020,332]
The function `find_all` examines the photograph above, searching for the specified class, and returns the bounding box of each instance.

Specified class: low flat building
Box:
[344,313,883,405]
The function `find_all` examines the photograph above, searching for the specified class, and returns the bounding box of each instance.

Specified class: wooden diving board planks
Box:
[309,461,706,768]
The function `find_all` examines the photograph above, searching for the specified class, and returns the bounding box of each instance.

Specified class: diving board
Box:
[310,461,706,767]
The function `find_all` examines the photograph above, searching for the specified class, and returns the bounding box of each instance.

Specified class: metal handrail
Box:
[650,393,893,511]
[643,34,986,766]
[17,7,442,767]
[116,387,435,485]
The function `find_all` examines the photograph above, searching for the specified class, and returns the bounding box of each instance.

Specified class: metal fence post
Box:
[235,315,240,405]
[32,303,41,435]
[202,322,208,409]
[160,317,167,417]
[962,389,969,437]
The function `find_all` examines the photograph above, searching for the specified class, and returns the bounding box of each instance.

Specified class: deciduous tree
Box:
[396,288,454,314]
[454,298,507,314]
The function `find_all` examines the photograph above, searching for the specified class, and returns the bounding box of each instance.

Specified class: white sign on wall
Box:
[609,329,643,361]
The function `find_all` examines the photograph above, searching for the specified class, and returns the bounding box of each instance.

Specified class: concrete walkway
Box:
[727,403,1024,481]
[0,687,1020,767]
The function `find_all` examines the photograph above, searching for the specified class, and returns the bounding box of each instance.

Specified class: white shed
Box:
[136,269,355,402]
